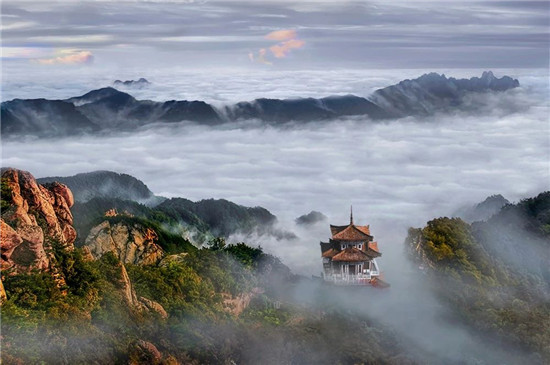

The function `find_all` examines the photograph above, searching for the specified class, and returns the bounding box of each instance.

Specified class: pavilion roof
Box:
[330,224,371,241]
[366,241,381,258]
[332,247,372,262]
[321,248,339,258]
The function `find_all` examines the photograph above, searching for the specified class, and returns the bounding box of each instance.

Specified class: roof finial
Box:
[350,205,354,225]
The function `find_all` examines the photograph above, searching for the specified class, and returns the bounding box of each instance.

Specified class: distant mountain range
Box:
[37,171,165,207]
[2,71,519,138]
[113,78,151,88]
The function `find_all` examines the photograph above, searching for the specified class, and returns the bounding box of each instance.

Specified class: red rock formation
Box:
[1,168,76,274]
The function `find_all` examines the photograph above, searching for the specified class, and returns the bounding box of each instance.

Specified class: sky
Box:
[1,1,549,274]
[1,0,549,72]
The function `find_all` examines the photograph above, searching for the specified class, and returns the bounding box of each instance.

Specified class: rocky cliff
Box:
[1,168,76,274]
[84,219,164,265]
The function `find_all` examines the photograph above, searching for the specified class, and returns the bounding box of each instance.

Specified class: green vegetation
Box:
[1,235,295,363]
[241,296,291,326]
[1,176,13,211]
[408,217,498,284]
[406,208,550,361]
[2,232,418,364]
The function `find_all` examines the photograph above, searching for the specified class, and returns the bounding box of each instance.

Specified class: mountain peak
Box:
[371,71,520,117]
[481,70,495,80]
[67,87,135,106]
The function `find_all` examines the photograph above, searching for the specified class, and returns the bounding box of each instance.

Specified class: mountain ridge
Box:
[1,71,520,138]
[37,170,294,244]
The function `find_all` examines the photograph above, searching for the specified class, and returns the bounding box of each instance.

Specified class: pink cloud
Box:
[249,29,305,65]
[265,29,296,41]
[269,39,305,58]
[36,50,94,65]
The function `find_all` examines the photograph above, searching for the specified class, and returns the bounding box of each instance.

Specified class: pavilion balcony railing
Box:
[323,271,379,285]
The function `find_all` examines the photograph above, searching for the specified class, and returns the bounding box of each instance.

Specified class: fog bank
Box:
[3,70,548,275]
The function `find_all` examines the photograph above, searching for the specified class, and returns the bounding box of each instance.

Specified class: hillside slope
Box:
[405,192,550,363]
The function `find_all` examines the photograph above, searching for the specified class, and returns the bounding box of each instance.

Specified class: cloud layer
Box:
[1,0,548,68]
[35,50,94,65]
[3,71,548,275]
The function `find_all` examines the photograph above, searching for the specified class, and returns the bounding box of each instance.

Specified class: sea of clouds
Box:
[2,67,549,276]
[2,67,549,363]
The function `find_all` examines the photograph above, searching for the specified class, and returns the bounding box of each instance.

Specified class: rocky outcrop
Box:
[115,260,143,309]
[83,218,168,317]
[222,291,261,316]
[127,340,163,365]
[112,259,169,318]
[1,168,76,274]
[139,296,168,319]
[85,220,164,265]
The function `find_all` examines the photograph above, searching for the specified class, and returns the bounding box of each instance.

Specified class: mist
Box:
[3,70,548,273]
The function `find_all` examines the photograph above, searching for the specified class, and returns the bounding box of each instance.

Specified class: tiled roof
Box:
[366,241,381,258]
[356,225,370,235]
[320,241,332,253]
[332,247,371,262]
[322,248,339,258]
[331,224,371,241]
[368,241,379,253]
[330,225,348,236]
[330,224,370,236]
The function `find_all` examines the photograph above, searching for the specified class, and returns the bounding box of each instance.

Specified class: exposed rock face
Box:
[115,260,143,309]
[96,242,167,317]
[1,168,76,274]
[139,296,168,319]
[84,220,164,265]
[127,340,163,365]
[222,292,255,316]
